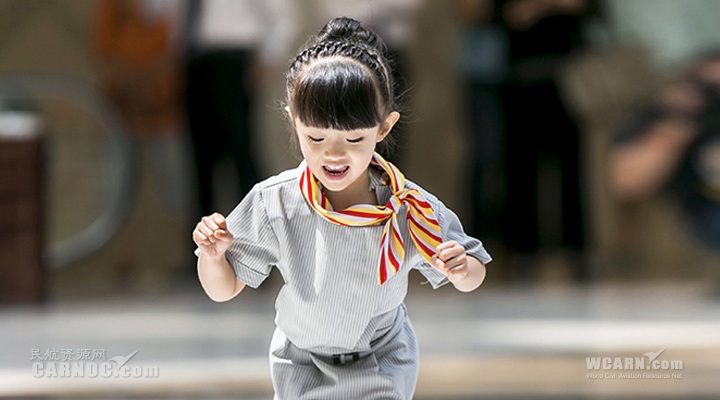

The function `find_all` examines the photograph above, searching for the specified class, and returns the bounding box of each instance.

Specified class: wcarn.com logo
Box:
[31,348,159,379]
[586,349,684,380]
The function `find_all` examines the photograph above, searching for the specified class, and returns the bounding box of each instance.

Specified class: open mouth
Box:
[323,165,349,179]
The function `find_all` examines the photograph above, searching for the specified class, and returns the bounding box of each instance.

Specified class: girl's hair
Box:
[286,17,399,155]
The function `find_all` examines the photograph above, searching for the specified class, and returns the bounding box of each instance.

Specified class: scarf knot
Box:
[387,194,404,214]
[299,152,442,284]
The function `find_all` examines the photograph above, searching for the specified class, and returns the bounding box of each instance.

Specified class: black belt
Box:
[327,305,407,365]
[332,352,361,365]
[324,304,407,365]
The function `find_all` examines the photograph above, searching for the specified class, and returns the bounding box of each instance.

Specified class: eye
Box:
[308,136,324,143]
[347,137,364,143]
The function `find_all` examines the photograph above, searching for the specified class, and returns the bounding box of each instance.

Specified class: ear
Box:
[285,106,293,120]
[377,111,400,142]
[285,106,298,129]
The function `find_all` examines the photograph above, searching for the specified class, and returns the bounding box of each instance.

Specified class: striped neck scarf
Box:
[299,152,442,285]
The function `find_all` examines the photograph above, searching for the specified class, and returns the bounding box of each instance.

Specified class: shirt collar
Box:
[368,166,389,191]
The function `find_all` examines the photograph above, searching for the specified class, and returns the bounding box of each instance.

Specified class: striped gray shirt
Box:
[198,165,492,354]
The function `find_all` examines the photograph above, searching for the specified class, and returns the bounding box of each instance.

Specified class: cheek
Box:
[350,143,377,166]
[298,142,326,172]
[363,140,379,155]
[297,136,314,158]
[297,139,308,155]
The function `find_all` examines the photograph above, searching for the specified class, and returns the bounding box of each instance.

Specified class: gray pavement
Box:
[1,281,720,399]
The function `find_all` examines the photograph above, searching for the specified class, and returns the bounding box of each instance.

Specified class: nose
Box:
[324,137,346,159]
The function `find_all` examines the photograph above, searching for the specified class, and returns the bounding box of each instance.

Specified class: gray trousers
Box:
[270,305,419,399]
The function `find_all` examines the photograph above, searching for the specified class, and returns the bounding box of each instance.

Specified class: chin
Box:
[318,178,351,192]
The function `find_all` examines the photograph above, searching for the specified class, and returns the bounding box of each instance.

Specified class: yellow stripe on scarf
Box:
[299,152,442,284]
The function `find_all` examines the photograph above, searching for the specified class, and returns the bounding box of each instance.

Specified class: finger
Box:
[193,230,211,246]
[196,224,217,242]
[212,213,227,229]
[435,240,457,254]
[202,216,220,231]
[437,245,464,263]
[435,240,460,254]
[444,255,467,271]
[431,255,445,270]
[213,229,233,242]
[198,229,216,244]
[440,250,466,266]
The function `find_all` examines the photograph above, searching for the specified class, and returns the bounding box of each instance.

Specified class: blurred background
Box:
[1,0,719,398]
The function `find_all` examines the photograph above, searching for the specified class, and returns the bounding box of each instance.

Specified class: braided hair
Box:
[286,17,399,155]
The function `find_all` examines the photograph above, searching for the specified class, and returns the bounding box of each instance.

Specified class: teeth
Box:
[325,165,346,172]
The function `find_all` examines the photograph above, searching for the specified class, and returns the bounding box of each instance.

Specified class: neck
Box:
[324,168,376,210]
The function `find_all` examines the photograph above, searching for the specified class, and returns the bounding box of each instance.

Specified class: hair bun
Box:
[316,17,386,53]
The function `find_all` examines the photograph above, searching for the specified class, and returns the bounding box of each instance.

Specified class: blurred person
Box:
[192,17,491,399]
[454,0,508,246]
[495,0,597,280]
[315,0,424,166]
[184,0,297,221]
[92,0,185,139]
[92,0,192,284]
[612,53,720,250]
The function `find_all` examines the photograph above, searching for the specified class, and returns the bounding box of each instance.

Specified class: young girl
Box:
[193,17,492,399]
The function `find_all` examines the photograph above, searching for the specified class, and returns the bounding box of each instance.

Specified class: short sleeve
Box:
[195,185,280,288]
[413,198,493,289]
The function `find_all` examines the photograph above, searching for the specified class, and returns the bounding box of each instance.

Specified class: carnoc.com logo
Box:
[31,348,159,379]
[586,349,684,380]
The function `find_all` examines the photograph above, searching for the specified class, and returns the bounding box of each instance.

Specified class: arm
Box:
[612,75,708,202]
[193,213,246,302]
[433,241,487,292]
[611,117,697,202]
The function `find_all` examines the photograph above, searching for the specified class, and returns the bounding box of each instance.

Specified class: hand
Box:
[192,213,234,259]
[660,80,705,117]
[432,240,469,284]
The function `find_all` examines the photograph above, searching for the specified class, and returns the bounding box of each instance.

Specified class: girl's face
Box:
[294,112,399,195]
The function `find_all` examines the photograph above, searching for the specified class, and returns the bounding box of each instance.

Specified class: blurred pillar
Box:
[0,112,45,303]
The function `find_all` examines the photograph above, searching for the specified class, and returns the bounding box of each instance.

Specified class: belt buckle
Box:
[332,352,360,365]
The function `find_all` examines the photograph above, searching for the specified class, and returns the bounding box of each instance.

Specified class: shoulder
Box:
[403,178,460,228]
[246,165,307,217]
[256,166,302,192]
[404,178,442,208]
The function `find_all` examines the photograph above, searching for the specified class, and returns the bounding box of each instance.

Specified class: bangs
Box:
[291,58,383,130]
